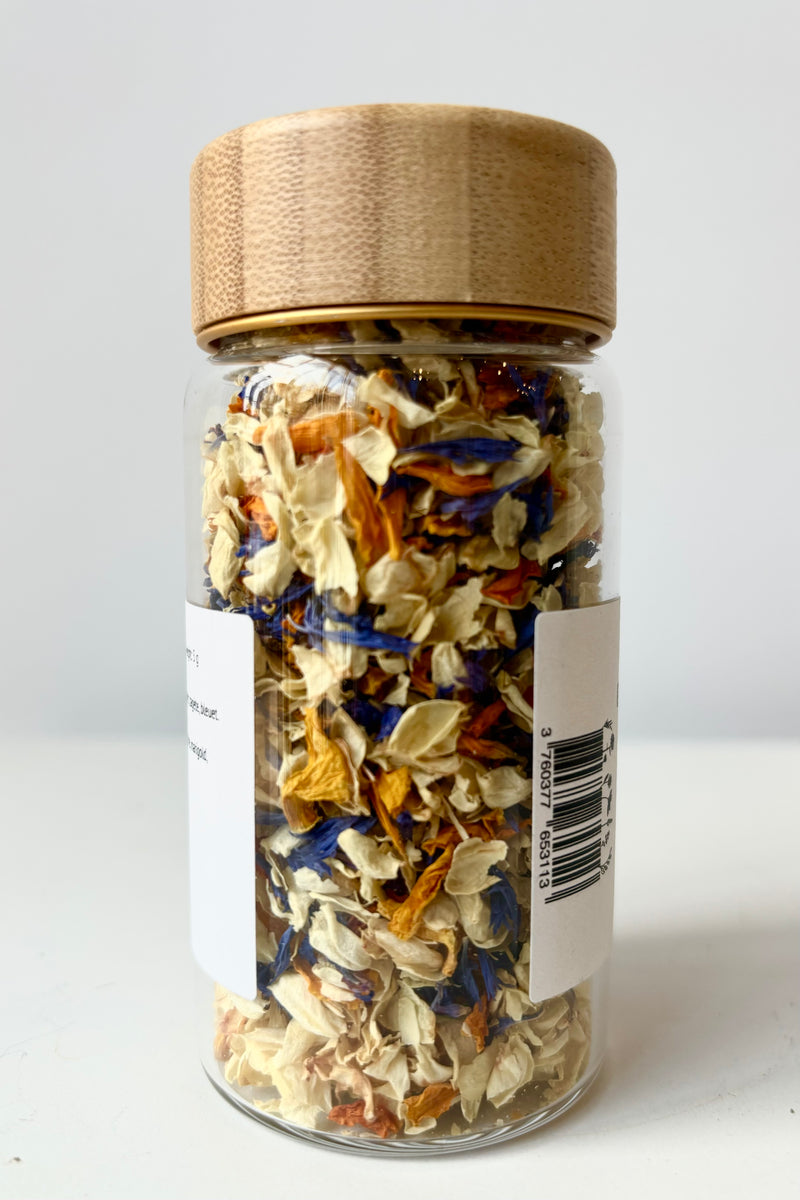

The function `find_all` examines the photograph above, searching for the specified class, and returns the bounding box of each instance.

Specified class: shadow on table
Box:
[576,921,797,1131]
[484,920,799,1157]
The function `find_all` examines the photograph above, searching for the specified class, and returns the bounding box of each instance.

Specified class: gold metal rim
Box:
[195,304,612,352]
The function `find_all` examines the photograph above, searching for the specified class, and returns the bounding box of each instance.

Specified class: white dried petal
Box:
[243,540,296,600]
[452,891,506,949]
[486,1032,536,1108]
[458,1042,501,1122]
[444,838,508,895]
[313,964,358,1004]
[223,411,263,442]
[430,576,485,643]
[364,1042,411,1101]
[308,903,373,971]
[294,517,359,598]
[431,643,466,689]
[420,894,460,930]
[289,451,345,521]
[211,505,242,545]
[501,987,538,1022]
[526,480,589,564]
[260,412,296,498]
[533,584,563,613]
[477,766,531,809]
[457,537,518,572]
[291,645,339,704]
[358,371,433,429]
[368,923,445,981]
[342,424,398,485]
[385,700,466,762]
[496,673,534,731]
[374,594,429,637]
[383,674,410,705]
[291,867,340,894]
[268,972,347,1039]
[409,1044,454,1088]
[489,413,546,448]
[492,492,528,550]
[383,981,437,1046]
[262,825,300,858]
[208,528,241,596]
[493,606,517,647]
[492,445,549,489]
[232,438,268,484]
[217,440,243,496]
[329,707,367,768]
[338,828,402,881]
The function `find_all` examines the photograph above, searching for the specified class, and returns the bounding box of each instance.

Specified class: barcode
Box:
[545,728,604,904]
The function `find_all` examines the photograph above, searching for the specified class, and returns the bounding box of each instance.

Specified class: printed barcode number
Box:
[543,724,613,905]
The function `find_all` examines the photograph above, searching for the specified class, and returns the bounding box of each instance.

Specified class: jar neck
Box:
[211,316,602,363]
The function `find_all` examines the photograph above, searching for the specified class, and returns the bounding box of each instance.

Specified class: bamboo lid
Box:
[190,104,616,349]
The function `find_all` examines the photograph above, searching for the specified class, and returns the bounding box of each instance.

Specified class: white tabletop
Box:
[1,739,797,1199]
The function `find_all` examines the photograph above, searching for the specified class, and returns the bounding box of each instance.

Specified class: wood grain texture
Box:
[190,104,616,340]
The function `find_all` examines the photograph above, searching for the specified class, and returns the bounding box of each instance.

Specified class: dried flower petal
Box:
[281,708,352,828]
[388,845,455,939]
[404,1081,458,1126]
[328,1100,401,1138]
[335,443,388,567]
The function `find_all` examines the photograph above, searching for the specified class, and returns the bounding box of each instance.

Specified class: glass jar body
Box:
[184,318,620,1154]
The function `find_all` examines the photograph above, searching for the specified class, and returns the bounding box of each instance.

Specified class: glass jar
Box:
[185,314,620,1152]
[185,104,620,1154]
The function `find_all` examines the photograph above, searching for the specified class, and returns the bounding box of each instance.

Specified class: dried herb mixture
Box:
[200,320,604,1141]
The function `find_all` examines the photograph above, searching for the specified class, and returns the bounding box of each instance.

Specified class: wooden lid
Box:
[190,104,616,348]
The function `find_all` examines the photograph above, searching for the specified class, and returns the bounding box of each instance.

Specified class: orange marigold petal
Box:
[394,462,495,496]
[377,488,406,560]
[289,411,364,456]
[370,778,407,862]
[387,845,454,940]
[240,495,278,541]
[281,708,351,829]
[335,443,388,566]
[465,698,507,738]
[404,1082,459,1126]
[481,558,543,604]
[328,1100,401,1139]
[457,733,514,761]
[463,997,489,1054]
[375,767,411,817]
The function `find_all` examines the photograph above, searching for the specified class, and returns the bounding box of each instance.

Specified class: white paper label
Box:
[185,602,256,999]
[530,598,620,1002]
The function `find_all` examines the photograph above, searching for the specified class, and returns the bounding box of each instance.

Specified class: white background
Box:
[0,0,798,740]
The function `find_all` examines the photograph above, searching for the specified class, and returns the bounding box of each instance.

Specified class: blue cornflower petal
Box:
[476,948,502,1001]
[297,595,417,656]
[512,606,538,651]
[395,811,414,841]
[343,696,385,737]
[286,814,375,877]
[377,705,404,741]
[487,866,520,939]
[256,925,293,992]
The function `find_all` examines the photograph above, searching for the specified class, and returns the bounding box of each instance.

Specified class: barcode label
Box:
[530,599,620,1002]
[546,728,605,903]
